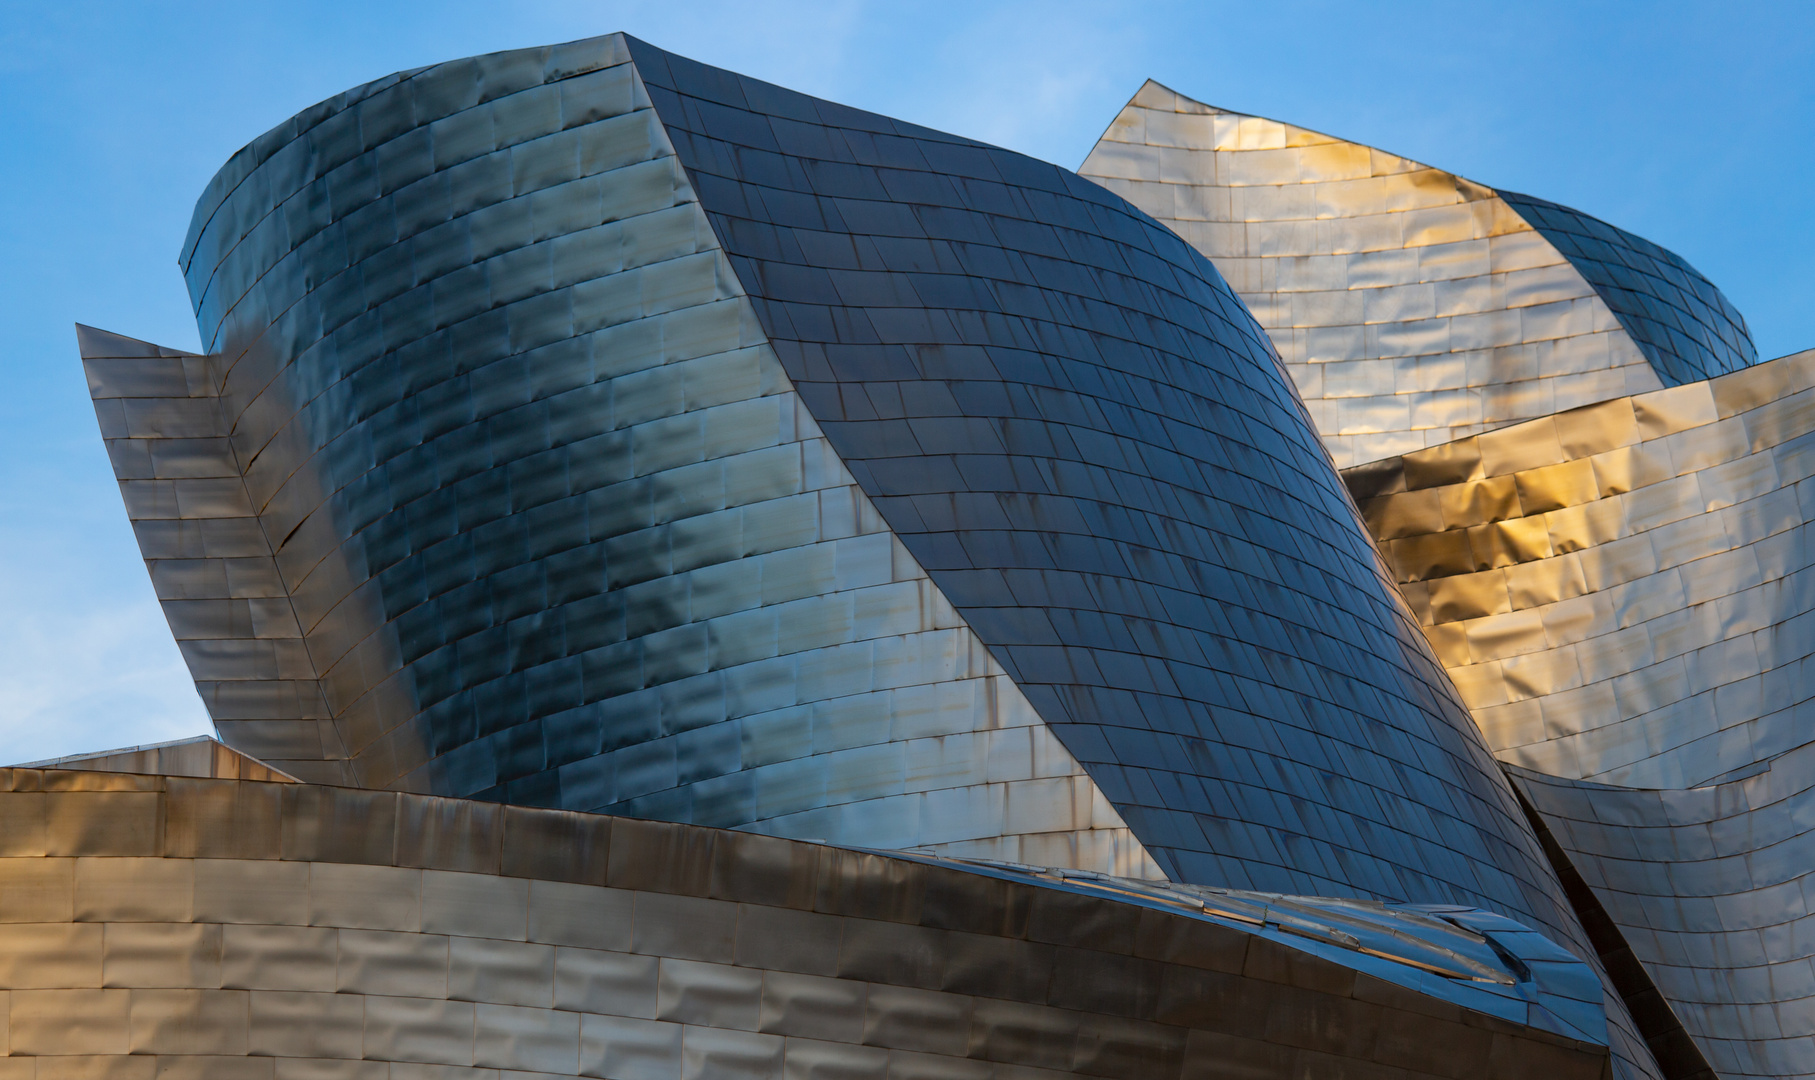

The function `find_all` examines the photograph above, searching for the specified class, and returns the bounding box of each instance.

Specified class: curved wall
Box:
[1497,191,1756,388]
[1514,753,1815,1080]
[72,31,1692,1080]
[622,39,1577,923]
[164,31,1577,928]
[1079,82,1756,469]
[0,765,1616,1080]
[131,39,1162,876]
[1346,349,1815,788]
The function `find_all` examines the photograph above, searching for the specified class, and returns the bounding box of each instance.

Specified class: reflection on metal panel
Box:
[1513,755,1815,1080]
[11,735,299,782]
[122,40,1159,876]
[0,764,1613,1080]
[626,33,1576,927]
[77,324,346,782]
[616,43,1661,1079]
[1347,350,1815,788]
[1080,83,1756,469]
[893,850,1613,1043]
[1498,191,1756,387]
[96,34,1664,1079]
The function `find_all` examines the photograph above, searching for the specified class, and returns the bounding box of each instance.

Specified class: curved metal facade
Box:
[622,40,1575,918]
[1345,348,1815,789]
[1513,756,1815,1080]
[0,760,1617,1078]
[1497,191,1757,387]
[148,28,1584,940]
[1079,82,1757,469]
[117,40,1161,876]
[73,32,1737,1080]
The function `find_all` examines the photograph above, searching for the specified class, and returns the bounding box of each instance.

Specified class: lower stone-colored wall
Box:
[0,767,1607,1079]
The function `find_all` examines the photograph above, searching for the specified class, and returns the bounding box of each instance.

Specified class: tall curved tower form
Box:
[1078,76,1815,1080]
[1080,82,1757,470]
[67,29,1815,1080]
[101,31,1571,927]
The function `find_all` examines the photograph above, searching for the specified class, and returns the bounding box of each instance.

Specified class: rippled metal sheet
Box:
[1497,191,1756,387]
[1079,83,1756,469]
[119,38,1166,875]
[89,33,1666,1078]
[77,325,345,783]
[0,765,1615,1078]
[1346,349,1815,789]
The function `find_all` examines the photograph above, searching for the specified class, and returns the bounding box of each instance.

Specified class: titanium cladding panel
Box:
[0,765,1616,1079]
[1515,754,1815,1080]
[616,38,1584,922]
[149,38,1666,1072]
[157,38,1159,876]
[166,30,1581,933]
[1080,82,1757,469]
[78,30,1687,1080]
[1346,348,1815,789]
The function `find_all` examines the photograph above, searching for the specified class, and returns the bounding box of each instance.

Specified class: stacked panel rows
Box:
[625,38,1574,923]
[127,32,1669,1080]
[1498,191,1756,387]
[0,767,1612,1080]
[78,327,341,769]
[1080,82,1670,469]
[1348,350,1815,788]
[166,39,1158,873]
[1515,754,1815,1080]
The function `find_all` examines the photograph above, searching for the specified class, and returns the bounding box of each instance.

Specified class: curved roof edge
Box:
[1495,189,1756,387]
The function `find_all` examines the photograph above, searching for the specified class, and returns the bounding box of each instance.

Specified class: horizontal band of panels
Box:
[1080,82,1755,470]
[0,763,1609,1079]
[1346,350,1815,788]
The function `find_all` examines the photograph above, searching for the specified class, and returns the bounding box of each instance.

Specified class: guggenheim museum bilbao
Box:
[18,30,1811,1080]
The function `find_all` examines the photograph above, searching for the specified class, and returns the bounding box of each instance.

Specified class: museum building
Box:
[11,30,1810,1080]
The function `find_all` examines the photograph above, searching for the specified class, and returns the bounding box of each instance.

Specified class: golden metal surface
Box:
[1080,84,1682,468]
[0,769,1614,1078]
[1345,349,1815,786]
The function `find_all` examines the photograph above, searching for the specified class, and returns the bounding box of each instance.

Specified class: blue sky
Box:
[1,0,1810,763]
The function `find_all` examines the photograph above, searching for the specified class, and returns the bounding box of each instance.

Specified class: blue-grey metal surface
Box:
[623,35,1565,906]
[158,39,1163,875]
[890,850,1612,1046]
[139,34,1669,1078]
[1497,191,1757,388]
[1513,754,1815,1080]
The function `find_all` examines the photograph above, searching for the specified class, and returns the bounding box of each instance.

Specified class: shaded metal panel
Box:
[1078,82,1758,469]
[77,325,347,783]
[111,33,1663,1078]
[1347,349,1815,788]
[625,33,1569,915]
[156,37,1156,875]
[1513,756,1815,1080]
[0,766,1614,1079]
[1514,782,1718,1080]
[12,735,298,783]
[1497,190,1757,387]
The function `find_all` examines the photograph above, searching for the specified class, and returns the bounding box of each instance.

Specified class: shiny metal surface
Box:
[145,30,1569,930]
[78,324,341,779]
[0,765,1614,1078]
[96,43,1158,875]
[1079,83,1756,469]
[1346,348,1815,788]
[12,735,297,783]
[83,33,1671,1079]
[1513,753,1815,1080]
